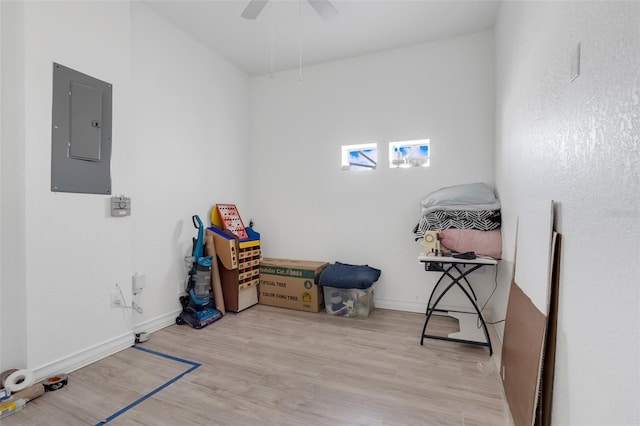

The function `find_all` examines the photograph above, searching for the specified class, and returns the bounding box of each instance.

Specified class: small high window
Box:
[341,143,377,171]
[389,139,430,168]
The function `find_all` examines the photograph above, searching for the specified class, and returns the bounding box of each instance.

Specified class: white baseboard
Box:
[32,332,134,382]
[32,309,181,382]
[375,297,427,313]
[133,309,182,334]
[375,296,470,314]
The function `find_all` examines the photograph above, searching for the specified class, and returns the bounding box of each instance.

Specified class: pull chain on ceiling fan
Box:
[241,0,339,80]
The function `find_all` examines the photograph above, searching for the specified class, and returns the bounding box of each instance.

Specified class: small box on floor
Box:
[259,258,328,312]
[323,285,376,318]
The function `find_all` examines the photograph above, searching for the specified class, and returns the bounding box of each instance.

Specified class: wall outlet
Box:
[132,273,145,296]
[110,291,122,308]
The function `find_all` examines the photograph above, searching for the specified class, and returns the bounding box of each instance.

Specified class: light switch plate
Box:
[570,42,580,82]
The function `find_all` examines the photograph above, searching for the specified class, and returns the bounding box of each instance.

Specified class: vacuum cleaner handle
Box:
[192,215,203,230]
[191,215,205,260]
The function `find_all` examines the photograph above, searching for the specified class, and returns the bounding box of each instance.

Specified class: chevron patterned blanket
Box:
[414,208,502,235]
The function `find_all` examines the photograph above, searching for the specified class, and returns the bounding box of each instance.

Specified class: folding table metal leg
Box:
[424,264,453,316]
[453,264,478,301]
[420,264,493,355]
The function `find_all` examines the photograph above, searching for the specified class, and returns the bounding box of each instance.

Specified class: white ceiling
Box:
[143,0,500,76]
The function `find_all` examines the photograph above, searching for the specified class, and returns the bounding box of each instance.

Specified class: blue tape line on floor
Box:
[94,345,201,425]
[131,345,202,368]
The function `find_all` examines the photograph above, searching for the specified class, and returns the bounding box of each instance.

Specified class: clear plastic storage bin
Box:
[323,285,375,318]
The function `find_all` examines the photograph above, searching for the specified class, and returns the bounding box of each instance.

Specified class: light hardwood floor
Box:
[1,305,513,426]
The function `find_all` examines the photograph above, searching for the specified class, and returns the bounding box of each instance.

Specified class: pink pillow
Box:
[438,228,502,259]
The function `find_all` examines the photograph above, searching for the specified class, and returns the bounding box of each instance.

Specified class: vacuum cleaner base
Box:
[176,308,222,329]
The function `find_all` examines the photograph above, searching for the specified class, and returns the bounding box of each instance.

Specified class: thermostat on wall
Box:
[111,195,131,217]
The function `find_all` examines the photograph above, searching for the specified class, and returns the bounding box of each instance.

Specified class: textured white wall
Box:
[250,32,497,313]
[494,2,639,425]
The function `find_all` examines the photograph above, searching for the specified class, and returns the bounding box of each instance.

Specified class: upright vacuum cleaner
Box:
[175,215,222,329]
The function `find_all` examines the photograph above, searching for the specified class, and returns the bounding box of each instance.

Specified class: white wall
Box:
[0,0,27,371]
[129,2,251,336]
[0,0,3,372]
[21,0,135,376]
[8,4,636,423]
[249,31,496,313]
[0,1,250,377]
[494,2,639,425]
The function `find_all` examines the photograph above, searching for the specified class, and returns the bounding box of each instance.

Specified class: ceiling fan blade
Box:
[307,0,339,22]
[241,0,269,20]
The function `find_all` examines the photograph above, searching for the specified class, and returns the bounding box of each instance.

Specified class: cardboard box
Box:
[259,258,328,312]
[206,226,261,313]
[237,285,259,312]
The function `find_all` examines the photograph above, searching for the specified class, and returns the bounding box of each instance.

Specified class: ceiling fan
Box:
[241,0,339,22]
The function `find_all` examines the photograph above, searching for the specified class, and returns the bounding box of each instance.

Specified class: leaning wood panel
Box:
[502,200,555,426]
[204,233,225,315]
[535,233,562,426]
[501,280,546,426]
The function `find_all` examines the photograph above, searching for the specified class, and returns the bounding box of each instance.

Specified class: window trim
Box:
[388,139,430,168]
[341,143,378,171]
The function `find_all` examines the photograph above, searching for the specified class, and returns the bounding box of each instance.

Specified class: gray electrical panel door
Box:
[51,63,112,194]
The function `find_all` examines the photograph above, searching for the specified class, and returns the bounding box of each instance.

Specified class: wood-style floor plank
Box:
[0,306,513,425]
